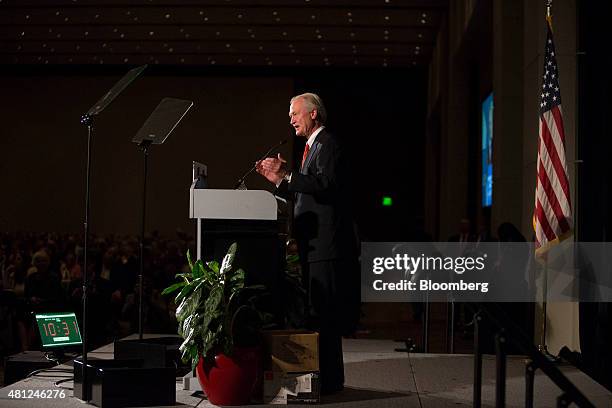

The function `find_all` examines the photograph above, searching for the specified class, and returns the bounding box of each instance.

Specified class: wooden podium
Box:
[189,187,284,311]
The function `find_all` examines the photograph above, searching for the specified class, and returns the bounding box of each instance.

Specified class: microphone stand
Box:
[234,139,287,189]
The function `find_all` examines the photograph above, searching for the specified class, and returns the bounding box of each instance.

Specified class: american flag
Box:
[533,18,573,256]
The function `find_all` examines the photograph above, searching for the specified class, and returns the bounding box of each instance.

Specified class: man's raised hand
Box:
[256,153,288,185]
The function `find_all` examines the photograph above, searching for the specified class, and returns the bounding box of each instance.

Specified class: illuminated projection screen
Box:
[481,93,494,207]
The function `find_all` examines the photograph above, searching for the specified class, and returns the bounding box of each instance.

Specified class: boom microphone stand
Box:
[234,139,287,189]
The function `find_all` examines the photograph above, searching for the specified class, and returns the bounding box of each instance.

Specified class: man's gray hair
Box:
[291,92,327,124]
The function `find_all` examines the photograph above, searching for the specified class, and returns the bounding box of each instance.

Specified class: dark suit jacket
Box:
[277,128,356,263]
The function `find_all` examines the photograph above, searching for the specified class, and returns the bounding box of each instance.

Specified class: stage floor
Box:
[1,336,610,407]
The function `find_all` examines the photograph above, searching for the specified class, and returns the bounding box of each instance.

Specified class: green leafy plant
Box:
[162,243,268,369]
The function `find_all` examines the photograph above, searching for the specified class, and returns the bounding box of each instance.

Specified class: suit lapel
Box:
[301,129,325,174]
[301,140,321,174]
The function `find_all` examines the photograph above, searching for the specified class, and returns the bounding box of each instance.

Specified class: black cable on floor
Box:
[31,374,73,378]
[55,377,74,390]
[25,368,72,378]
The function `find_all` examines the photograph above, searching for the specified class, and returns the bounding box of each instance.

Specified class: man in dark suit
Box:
[256,93,358,394]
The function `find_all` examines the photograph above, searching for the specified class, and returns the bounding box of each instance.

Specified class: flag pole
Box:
[537,256,555,359]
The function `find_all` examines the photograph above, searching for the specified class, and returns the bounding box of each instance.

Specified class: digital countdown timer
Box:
[35,313,82,348]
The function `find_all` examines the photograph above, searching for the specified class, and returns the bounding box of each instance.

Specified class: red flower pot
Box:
[196,346,261,406]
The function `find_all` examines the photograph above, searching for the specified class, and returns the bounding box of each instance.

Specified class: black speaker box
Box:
[90,365,176,408]
[73,358,143,401]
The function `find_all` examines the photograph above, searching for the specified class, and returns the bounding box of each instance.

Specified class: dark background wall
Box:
[0,66,428,240]
[295,67,428,241]
[0,69,294,235]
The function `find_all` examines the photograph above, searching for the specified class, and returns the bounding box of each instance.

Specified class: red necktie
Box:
[301,143,310,169]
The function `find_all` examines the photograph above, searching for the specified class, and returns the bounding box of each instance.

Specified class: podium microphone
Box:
[234,139,287,189]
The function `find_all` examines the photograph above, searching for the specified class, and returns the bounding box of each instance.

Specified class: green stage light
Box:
[382,196,393,207]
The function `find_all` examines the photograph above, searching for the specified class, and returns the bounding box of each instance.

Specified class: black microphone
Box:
[234,139,287,189]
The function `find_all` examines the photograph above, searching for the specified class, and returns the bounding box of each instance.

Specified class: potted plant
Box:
[162,242,268,406]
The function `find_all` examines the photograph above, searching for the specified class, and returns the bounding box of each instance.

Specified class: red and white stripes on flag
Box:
[533,18,573,256]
